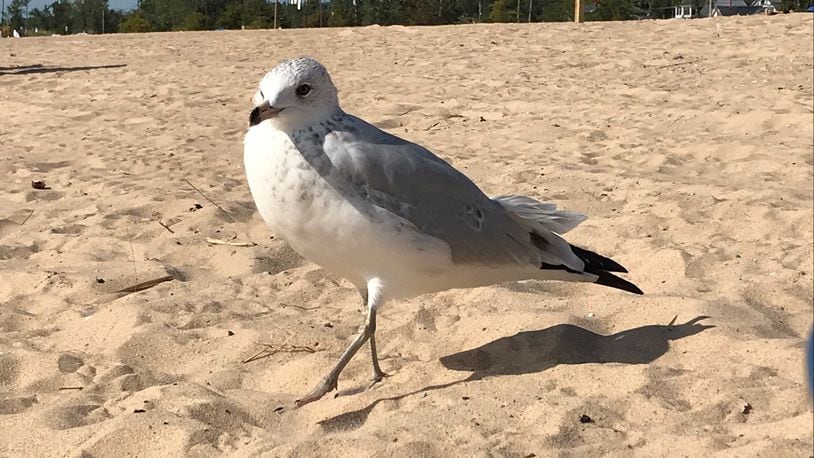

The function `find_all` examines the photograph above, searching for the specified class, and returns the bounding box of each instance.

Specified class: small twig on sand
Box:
[653,59,702,70]
[115,275,174,294]
[242,343,318,364]
[158,221,175,234]
[667,114,685,127]
[205,238,255,247]
[281,302,319,311]
[184,179,234,222]
[15,209,35,225]
[129,241,137,277]
[58,386,84,391]
[33,271,57,289]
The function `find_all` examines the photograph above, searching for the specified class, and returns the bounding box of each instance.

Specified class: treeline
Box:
[3,0,812,36]
[5,0,599,35]
[3,0,123,35]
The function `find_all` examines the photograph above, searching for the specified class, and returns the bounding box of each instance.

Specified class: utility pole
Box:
[574,0,583,22]
[274,0,278,28]
[528,0,532,21]
[516,0,520,22]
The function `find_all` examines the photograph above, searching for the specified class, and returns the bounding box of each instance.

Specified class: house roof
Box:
[714,5,765,14]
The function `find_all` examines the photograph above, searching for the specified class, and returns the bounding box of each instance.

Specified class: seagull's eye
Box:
[295,84,311,97]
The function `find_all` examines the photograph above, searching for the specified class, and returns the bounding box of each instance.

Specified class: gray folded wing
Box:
[321,114,540,268]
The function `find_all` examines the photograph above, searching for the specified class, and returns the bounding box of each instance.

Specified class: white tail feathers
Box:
[493,194,587,272]
[492,195,587,234]
[494,195,643,295]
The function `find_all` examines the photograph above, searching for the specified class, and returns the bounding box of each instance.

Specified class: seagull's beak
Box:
[249,101,284,126]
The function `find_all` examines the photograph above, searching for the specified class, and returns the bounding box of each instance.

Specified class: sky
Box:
[24,0,138,11]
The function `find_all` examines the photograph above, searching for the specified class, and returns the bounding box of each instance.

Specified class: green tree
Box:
[405,0,439,24]
[778,0,808,11]
[217,1,241,27]
[6,0,30,34]
[275,1,305,28]
[358,0,407,25]
[119,10,152,32]
[8,0,677,34]
[70,0,110,33]
[326,0,358,26]
[29,7,51,33]
[300,0,326,27]
[217,0,272,29]
[456,0,486,22]
[588,0,634,20]
[49,0,74,34]
[437,0,463,23]
[180,10,207,30]
[535,0,572,21]
[489,0,514,21]
[139,0,195,31]
[104,8,124,32]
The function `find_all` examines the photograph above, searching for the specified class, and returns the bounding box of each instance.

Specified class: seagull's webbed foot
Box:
[296,375,339,407]
[367,373,389,392]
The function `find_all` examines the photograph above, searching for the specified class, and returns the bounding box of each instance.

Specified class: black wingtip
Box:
[570,244,628,273]
[594,270,644,295]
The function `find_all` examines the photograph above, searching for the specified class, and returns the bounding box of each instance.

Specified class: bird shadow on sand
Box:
[318,315,712,432]
[0,64,126,76]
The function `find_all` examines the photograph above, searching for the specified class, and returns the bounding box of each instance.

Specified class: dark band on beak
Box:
[249,101,284,126]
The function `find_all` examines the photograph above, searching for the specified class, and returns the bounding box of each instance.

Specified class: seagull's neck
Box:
[288,109,350,150]
[272,106,345,135]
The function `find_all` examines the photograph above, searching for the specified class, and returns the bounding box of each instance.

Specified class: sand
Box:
[1,14,812,457]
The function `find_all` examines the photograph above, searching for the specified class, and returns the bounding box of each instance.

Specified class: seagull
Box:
[243,57,643,407]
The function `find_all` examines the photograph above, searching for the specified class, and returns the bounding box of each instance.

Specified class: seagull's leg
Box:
[368,332,388,385]
[296,282,382,407]
[356,289,388,384]
[360,290,388,385]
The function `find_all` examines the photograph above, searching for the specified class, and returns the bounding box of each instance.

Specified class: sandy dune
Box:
[1,14,812,457]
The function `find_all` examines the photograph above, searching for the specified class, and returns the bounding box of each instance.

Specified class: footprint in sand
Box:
[43,404,111,430]
[0,396,38,415]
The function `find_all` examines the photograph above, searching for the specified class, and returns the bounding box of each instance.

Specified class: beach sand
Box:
[1,14,812,457]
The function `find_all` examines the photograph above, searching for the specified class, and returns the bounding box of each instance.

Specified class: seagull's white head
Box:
[249,57,339,132]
